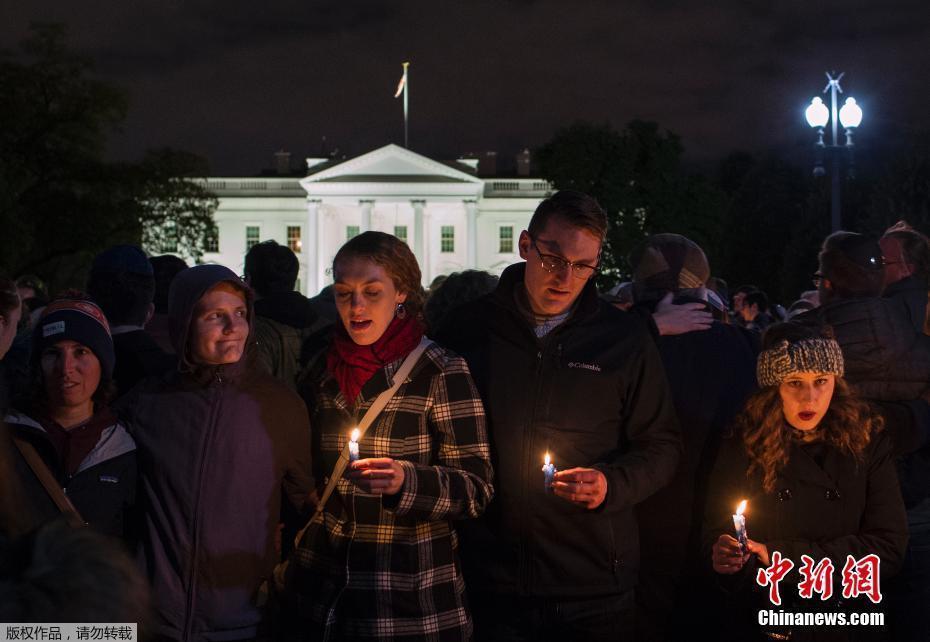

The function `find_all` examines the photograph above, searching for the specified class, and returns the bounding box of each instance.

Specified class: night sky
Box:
[3,0,928,176]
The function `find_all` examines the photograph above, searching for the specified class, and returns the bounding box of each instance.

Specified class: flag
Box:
[393,71,406,98]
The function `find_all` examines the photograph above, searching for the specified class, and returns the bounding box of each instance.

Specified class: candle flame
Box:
[544,453,551,466]
[736,499,747,516]
[350,428,360,442]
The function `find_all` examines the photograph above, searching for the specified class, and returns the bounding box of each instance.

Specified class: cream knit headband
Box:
[756,338,845,387]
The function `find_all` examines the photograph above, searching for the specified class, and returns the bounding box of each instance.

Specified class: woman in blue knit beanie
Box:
[4,294,136,539]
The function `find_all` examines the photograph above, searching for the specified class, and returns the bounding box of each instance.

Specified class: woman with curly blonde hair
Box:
[703,322,908,641]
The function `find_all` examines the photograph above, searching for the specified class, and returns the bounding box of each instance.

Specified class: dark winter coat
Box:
[435,263,682,598]
[631,304,759,640]
[117,265,314,642]
[111,329,175,398]
[287,340,493,641]
[883,274,928,334]
[795,297,930,401]
[703,431,908,642]
[5,410,136,539]
[252,291,328,390]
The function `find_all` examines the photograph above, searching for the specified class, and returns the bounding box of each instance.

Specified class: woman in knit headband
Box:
[702,322,907,641]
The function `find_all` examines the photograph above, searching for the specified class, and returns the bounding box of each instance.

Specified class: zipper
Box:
[607,520,621,584]
[519,345,548,593]
[183,374,224,641]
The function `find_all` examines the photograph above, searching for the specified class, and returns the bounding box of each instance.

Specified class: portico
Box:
[199,144,549,295]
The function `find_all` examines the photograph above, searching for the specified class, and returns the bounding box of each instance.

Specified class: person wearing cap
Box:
[627,233,759,641]
[435,190,681,640]
[704,322,907,641]
[87,244,175,398]
[4,295,137,539]
[116,264,313,642]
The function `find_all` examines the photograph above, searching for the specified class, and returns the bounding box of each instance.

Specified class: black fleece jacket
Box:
[435,263,681,597]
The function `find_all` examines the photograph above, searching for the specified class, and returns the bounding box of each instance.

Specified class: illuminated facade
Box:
[198,144,549,295]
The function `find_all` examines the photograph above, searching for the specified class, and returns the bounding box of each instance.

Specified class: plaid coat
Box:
[288,341,493,641]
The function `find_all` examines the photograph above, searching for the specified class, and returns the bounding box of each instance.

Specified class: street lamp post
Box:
[805,72,863,232]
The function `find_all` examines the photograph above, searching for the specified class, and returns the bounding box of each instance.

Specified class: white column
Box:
[422,207,432,285]
[465,199,479,269]
[360,199,374,232]
[306,199,321,295]
[412,199,425,268]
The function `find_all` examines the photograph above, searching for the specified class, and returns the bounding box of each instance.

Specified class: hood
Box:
[167,264,254,372]
[254,291,317,329]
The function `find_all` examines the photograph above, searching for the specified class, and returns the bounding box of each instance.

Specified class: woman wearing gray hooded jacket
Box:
[118,264,314,642]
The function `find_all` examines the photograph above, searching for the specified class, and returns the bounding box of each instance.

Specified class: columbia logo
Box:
[99,475,120,484]
[568,361,601,372]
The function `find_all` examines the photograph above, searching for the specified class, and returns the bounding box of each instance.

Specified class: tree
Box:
[860,133,930,236]
[714,153,817,303]
[0,24,216,290]
[536,120,726,287]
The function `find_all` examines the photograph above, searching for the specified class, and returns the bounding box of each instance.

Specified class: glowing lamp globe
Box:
[805,97,830,128]
[839,97,863,129]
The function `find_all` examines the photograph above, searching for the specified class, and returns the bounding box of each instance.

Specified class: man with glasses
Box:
[880,223,930,334]
[435,189,681,641]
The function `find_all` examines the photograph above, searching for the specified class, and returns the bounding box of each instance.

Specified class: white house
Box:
[197,144,550,296]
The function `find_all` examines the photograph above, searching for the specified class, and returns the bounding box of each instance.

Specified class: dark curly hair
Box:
[737,322,880,492]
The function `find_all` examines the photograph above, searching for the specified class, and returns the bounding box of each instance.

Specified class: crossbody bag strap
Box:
[298,337,433,540]
[12,435,86,529]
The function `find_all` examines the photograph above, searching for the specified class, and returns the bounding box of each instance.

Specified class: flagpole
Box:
[402,61,409,148]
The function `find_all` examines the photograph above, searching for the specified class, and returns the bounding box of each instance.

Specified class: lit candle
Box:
[732,499,748,554]
[348,428,360,463]
[542,452,557,493]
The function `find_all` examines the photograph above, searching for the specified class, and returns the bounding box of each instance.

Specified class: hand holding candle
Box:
[732,499,748,555]
[348,428,360,463]
[542,453,556,492]
[347,457,406,495]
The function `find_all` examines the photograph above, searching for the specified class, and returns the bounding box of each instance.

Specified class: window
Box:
[394,225,408,243]
[499,226,513,253]
[245,226,260,250]
[204,228,219,253]
[441,226,455,253]
[287,226,302,252]
[346,225,360,240]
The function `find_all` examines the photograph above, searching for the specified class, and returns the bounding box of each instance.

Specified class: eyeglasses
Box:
[530,237,599,280]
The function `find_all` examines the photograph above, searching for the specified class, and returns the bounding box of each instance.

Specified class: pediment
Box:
[302,144,482,185]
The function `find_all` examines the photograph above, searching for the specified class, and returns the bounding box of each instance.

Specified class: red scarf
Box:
[327,316,425,406]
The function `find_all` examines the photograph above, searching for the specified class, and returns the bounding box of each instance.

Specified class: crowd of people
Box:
[2,189,930,642]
